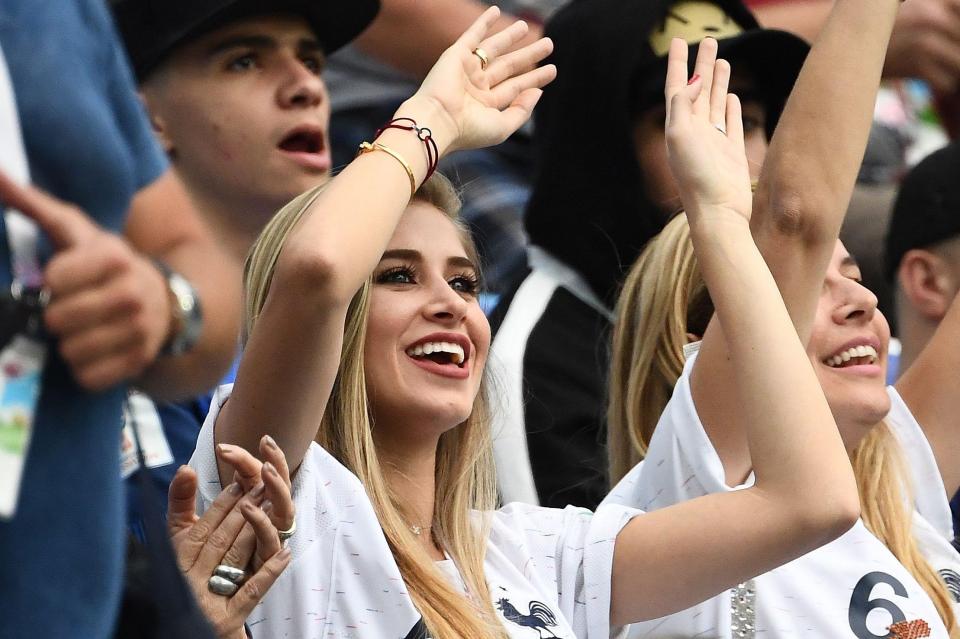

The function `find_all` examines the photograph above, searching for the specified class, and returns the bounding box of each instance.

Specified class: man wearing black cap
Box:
[113,0,379,264]
[884,141,960,570]
[488,0,808,509]
[109,0,378,534]
[886,142,960,377]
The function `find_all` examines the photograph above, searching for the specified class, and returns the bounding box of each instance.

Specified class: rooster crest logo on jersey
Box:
[495,598,564,638]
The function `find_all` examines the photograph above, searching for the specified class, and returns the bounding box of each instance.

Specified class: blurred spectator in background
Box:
[748,0,960,318]
[884,141,960,547]
[111,0,378,540]
[0,1,239,637]
[885,142,960,378]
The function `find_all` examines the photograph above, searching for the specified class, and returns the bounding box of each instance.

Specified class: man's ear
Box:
[138,89,175,154]
[897,249,954,321]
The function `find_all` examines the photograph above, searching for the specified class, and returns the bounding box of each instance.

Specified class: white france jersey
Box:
[602,349,955,639]
[191,385,642,639]
[886,386,960,610]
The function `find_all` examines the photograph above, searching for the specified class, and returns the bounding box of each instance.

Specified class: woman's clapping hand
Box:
[167,436,296,639]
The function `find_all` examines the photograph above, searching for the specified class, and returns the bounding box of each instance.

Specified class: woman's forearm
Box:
[752,0,900,341]
[610,211,858,626]
[216,96,455,475]
[690,210,857,513]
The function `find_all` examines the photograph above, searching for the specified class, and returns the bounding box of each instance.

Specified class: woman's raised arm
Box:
[749,0,900,338]
[214,7,555,479]
[609,41,859,626]
[692,0,900,482]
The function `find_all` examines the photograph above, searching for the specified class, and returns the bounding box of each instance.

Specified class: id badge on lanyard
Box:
[0,45,49,520]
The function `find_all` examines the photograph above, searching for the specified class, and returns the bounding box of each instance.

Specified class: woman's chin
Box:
[833,393,892,447]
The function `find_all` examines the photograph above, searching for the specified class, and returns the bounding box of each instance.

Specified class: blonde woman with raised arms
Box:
[605,0,960,634]
[189,8,859,638]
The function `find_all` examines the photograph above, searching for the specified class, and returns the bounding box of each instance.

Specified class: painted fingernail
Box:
[261,500,273,513]
[263,435,278,450]
[227,482,243,496]
[262,462,276,477]
[687,74,700,85]
[251,482,266,497]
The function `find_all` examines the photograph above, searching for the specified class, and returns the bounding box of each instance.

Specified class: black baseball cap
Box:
[112,0,380,81]
[885,142,960,280]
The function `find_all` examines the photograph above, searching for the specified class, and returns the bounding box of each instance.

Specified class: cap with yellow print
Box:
[649,0,745,56]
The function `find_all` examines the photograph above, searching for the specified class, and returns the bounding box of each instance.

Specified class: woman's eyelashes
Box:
[374,264,480,296]
[376,265,417,285]
[449,272,480,295]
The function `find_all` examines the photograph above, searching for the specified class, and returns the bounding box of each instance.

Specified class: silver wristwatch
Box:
[154,260,203,357]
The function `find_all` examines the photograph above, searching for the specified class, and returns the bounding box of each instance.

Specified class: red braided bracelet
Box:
[375,118,440,181]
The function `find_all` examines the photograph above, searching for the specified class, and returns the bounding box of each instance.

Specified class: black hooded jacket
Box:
[527,0,779,303]
[489,0,805,510]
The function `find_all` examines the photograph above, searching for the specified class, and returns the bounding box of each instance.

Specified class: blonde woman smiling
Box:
[190,8,858,638]
[605,0,960,634]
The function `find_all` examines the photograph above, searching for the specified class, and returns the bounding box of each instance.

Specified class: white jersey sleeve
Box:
[885,386,960,610]
[487,502,641,638]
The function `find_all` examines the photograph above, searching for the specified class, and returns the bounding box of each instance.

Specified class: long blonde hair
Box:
[609,214,958,633]
[852,424,958,635]
[244,174,507,639]
[608,213,711,483]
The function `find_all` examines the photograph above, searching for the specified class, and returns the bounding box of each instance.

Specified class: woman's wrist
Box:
[685,204,751,238]
[392,95,458,158]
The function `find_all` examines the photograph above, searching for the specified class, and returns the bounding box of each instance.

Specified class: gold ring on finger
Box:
[472,47,489,70]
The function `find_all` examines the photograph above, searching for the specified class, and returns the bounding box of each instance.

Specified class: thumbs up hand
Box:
[0,171,173,391]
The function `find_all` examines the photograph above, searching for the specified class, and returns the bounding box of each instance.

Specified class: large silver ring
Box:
[472,47,489,70]
[208,575,239,596]
[277,518,297,543]
[214,564,246,584]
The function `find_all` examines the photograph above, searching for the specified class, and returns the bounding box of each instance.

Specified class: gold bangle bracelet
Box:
[357,141,417,199]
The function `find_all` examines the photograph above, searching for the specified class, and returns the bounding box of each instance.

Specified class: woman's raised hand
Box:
[411,6,556,153]
[664,37,752,223]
